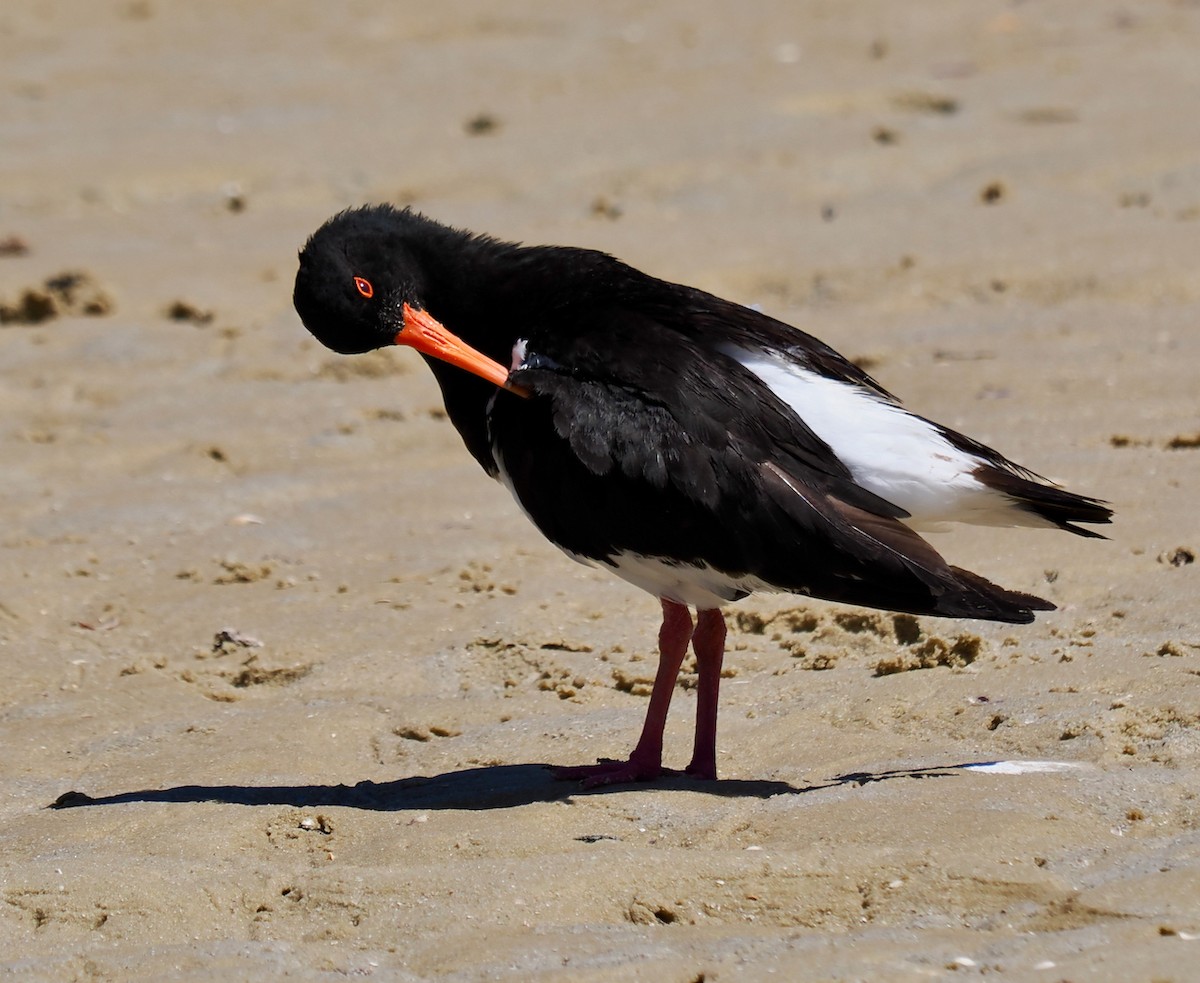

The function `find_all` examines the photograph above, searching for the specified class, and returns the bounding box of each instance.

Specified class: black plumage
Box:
[294,205,1111,784]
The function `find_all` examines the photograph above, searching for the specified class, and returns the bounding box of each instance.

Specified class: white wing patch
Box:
[726,346,1039,529]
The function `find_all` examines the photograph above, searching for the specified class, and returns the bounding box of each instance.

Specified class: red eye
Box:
[353,276,374,299]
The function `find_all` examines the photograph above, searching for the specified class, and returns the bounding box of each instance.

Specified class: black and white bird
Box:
[293,205,1111,786]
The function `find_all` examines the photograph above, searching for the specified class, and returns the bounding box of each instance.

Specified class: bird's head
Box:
[293,206,518,392]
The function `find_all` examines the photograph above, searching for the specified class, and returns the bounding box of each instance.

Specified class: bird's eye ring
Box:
[353,276,374,299]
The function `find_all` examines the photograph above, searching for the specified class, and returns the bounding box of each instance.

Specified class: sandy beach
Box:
[2,2,1199,979]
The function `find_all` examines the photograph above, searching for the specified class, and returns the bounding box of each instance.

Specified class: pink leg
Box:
[554,599,694,787]
[685,608,726,779]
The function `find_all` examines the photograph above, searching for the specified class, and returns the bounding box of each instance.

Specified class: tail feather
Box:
[973,464,1113,539]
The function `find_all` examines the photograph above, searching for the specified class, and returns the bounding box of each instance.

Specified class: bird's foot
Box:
[552,754,664,788]
[553,755,718,788]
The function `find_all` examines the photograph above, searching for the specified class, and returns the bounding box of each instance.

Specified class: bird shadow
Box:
[47,761,979,813]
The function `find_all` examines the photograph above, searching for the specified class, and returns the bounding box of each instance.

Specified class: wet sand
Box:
[2,2,1199,980]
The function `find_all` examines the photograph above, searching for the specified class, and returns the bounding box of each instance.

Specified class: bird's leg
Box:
[684,607,727,780]
[554,599,694,787]
[623,599,695,774]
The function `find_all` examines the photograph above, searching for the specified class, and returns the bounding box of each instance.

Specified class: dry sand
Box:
[2,2,1199,980]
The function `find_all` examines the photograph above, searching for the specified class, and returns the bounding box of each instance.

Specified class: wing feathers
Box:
[499,299,1098,623]
[764,464,1054,622]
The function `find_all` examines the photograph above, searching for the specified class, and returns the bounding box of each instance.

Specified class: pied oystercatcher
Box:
[293,205,1111,786]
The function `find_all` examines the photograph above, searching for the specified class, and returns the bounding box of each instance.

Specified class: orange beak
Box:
[396,303,528,397]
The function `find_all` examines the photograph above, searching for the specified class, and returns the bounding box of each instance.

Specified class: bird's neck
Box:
[400,218,643,475]
[404,230,548,475]
[415,233,628,361]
